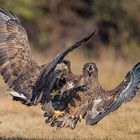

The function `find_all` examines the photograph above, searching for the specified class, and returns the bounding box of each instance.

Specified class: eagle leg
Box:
[53,110,64,119]
[51,90,59,99]
[50,115,80,129]
[60,115,79,129]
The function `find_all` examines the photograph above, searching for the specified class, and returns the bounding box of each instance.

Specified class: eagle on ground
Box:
[0,8,95,120]
[42,62,140,129]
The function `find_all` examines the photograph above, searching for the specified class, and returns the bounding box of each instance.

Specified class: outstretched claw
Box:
[53,110,65,119]
[44,110,64,126]
[58,115,79,129]
[50,115,80,129]
[44,112,52,124]
[44,110,82,129]
[51,91,59,99]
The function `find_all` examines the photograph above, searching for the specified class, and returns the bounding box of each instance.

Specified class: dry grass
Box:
[0,49,140,140]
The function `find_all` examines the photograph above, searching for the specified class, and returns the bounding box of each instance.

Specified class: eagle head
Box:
[83,62,98,77]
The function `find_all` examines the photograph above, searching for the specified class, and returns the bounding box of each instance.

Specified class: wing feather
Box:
[31,31,96,105]
[85,62,140,125]
[0,8,40,99]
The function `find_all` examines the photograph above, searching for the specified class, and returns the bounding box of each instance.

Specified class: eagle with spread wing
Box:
[44,62,140,129]
[0,8,95,119]
[1,8,139,130]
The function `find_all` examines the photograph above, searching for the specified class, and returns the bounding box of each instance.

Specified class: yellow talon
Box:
[53,110,64,119]
[51,91,59,99]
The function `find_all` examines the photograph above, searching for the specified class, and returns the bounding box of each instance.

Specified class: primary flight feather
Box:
[0,8,95,120]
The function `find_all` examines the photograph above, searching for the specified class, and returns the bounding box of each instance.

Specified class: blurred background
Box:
[0,0,140,59]
[0,0,140,139]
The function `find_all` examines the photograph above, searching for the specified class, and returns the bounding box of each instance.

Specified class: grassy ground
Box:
[0,49,140,140]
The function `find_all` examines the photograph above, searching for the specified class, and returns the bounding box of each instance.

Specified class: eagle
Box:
[0,8,95,119]
[1,8,139,130]
[43,62,140,129]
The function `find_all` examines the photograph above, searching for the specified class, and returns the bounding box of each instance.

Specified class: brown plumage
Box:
[31,32,95,105]
[51,60,83,102]
[0,8,95,119]
[0,8,42,102]
[51,62,140,129]
[54,60,82,96]
[43,60,84,123]
[31,33,95,118]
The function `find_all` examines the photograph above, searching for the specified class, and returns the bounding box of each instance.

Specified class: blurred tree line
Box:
[0,0,140,58]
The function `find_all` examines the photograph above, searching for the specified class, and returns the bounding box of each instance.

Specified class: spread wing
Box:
[0,9,41,99]
[85,62,140,125]
[31,31,96,105]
